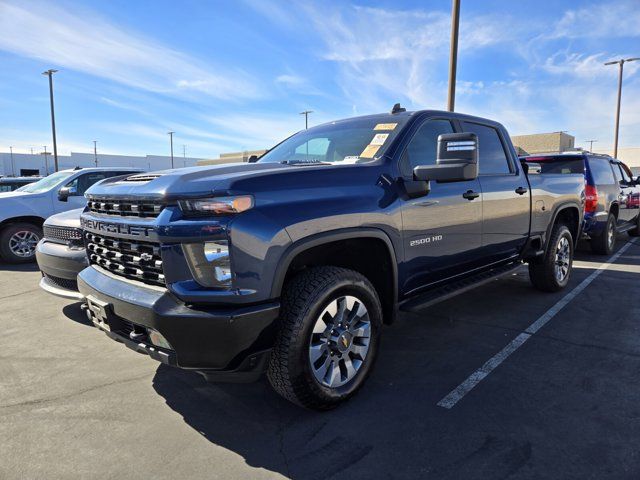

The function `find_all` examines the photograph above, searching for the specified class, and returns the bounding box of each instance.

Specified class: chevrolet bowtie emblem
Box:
[140,253,153,261]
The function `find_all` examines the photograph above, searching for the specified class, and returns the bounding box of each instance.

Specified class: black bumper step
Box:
[399,261,524,313]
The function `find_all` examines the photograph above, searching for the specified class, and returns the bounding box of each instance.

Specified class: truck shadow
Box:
[0,262,39,272]
[62,302,94,327]
[150,240,633,479]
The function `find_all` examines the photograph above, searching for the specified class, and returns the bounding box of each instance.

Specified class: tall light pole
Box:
[9,146,15,176]
[447,0,461,112]
[42,69,59,172]
[93,140,98,167]
[585,139,597,153]
[182,144,186,167]
[604,57,639,158]
[299,110,313,129]
[167,131,174,168]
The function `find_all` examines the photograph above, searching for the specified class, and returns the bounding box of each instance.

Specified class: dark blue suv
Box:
[523,153,640,254]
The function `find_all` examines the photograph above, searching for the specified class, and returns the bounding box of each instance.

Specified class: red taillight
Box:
[585,184,598,213]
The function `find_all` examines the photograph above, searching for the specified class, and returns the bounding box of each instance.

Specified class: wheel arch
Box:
[546,202,582,249]
[0,216,46,231]
[271,228,399,324]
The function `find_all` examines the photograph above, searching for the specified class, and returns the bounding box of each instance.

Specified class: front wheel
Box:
[529,223,574,292]
[0,223,42,263]
[267,266,382,410]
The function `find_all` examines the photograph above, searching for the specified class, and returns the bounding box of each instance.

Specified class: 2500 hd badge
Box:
[410,235,443,247]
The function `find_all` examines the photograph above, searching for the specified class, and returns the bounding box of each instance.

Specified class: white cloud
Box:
[541,52,640,79]
[0,1,261,101]
[550,1,640,39]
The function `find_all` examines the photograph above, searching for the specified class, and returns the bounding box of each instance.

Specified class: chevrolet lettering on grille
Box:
[81,218,153,238]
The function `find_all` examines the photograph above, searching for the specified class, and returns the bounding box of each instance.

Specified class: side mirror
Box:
[247,155,259,163]
[522,161,542,175]
[57,186,77,202]
[413,133,478,182]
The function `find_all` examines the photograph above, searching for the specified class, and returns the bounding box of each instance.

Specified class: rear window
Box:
[588,158,616,185]
[524,157,584,175]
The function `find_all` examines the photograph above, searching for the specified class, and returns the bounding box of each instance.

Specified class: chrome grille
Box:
[86,232,165,286]
[87,198,165,218]
[43,225,83,243]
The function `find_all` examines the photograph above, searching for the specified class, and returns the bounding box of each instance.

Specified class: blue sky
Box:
[0,0,639,158]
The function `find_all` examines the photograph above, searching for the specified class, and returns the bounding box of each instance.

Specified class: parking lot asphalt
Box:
[1,239,640,480]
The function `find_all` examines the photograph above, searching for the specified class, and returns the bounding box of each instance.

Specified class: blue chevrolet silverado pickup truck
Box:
[77,107,584,409]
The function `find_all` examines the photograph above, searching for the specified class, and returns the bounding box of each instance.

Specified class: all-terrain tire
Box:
[267,266,382,410]
[529,223,574,293]
[590,213,616,255]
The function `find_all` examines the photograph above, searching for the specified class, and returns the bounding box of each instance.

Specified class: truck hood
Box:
[84,162,327,200]
[44,208,83,228]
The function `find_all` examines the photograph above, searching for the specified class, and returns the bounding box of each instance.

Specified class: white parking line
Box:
[437,240,636,409]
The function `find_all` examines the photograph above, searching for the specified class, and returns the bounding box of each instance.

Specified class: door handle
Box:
[462,190,480,200]
[515,187,528,195]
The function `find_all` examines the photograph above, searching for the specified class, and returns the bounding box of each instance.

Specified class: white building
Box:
[0,151,214,177]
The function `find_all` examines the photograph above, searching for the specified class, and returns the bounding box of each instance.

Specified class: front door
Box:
[399,118,483,295]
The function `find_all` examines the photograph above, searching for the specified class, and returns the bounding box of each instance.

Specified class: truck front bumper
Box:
[36,239,88,300]
[77,266,280,382]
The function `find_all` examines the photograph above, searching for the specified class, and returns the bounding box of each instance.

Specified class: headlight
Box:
[179,196,253,216]
[182,240,233,288]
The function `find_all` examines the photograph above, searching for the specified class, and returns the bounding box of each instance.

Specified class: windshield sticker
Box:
[343,156,360,163]
[374,123,397,131]
[360,144,381,158]
[370,133,389,146]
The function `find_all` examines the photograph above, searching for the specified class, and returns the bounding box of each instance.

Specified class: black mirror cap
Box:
[247,155,259,163]
[436,132,478,166]
[57,187,70,202]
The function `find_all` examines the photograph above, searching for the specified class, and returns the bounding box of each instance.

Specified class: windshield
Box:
[20,171,75,193]
[258,117,407,165]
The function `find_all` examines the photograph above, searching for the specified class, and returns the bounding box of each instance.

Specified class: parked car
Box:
[0,167,142,263]
[77,108,585,410]
[522,153,640,254]
[36,209,86,300]
[0,176,43,192]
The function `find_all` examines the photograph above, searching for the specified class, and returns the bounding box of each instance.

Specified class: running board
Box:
[399,262,524,313]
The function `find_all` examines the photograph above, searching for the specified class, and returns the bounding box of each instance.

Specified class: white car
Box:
[0,167,142,263]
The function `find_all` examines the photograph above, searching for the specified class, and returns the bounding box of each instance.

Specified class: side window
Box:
[400,119,454,176]
[462,122,511,175]
[77,173,108,195]
[616,163,633,184]
[611,163,623,183]
[64,177,79,194]
[588,159,616,185]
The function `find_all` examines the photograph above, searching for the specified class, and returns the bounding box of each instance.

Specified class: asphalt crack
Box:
[0,372,152,410]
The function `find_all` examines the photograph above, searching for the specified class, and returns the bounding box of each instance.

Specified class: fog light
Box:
[182,241,233,288]
[148,328,172,350]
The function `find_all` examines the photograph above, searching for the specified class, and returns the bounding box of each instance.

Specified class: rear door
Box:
[399,117,483,294]
[461,121,530,263]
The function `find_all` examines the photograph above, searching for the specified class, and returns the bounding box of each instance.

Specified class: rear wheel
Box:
[591,213,616,255]
[529,223,573,292]
[267,266,382,410]
[0,223,42,263]
[628,214,640,237]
